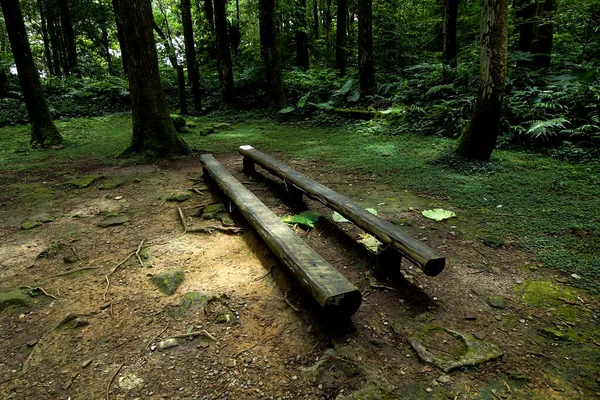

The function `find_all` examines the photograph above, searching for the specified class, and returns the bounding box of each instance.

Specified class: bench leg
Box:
[242,157,256,174]
[375,246,402,278]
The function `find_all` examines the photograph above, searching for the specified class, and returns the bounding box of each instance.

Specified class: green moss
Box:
[0,289,33,312]
[202,203,226,219]
[21,220,43,230]
[150,270,185,296]
[520,280,579,321]
[66,174,104,188]
[167,291,209,319]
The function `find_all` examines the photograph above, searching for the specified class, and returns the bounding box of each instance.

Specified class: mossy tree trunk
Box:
[1,0,62,147]
[116,0,188,157]
[213,0,235,103]
[442,0,458,68]
[455,0,508,161]
[531,0,554,68]
[259,0,286,108]
[335,0,347,75]
[358,0,376,96]
[181,0,202,111]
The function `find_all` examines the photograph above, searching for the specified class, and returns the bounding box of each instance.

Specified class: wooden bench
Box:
[200,154,362,319]
[238,145,445,277]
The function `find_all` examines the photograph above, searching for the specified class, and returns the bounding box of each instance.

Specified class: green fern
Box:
[526,118,570,139]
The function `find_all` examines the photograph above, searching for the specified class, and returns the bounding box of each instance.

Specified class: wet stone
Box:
[486,295,506,309]
[67,174,104,188]
[157,338,179,351]
[97,215,129,227]
[150,270,185,296]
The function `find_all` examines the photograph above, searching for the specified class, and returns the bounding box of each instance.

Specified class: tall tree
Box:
[295,0,309,70]
[115,0,188,156]
[455,0,508,161]
[1,0,62,147]
[111,0,128,74]
[335,0,347,74]
[259,0,286,108]
[530,0,554,67]
[442,0,458,68]
[213,0,235,102]
[181,0,202,111]
[58,0,76,71]
[357,0,375,96]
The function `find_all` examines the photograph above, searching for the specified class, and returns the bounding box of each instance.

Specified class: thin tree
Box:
[114,0,188,156]
[296,0,309,70]
[181,0,202,111]
[358,0,375,96]
[153,21,188,114]
[455,0,508,161]
[1,0,62,147]
[442,0,458,68]
[213,0,235,102]
[335,0,347,75]
[259,0,286,108]
[530,0,554,68]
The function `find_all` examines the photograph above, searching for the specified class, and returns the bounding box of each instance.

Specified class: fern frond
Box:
[526,118,570,139]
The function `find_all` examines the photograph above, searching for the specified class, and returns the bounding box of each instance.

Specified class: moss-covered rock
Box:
[97,215,129,227]
[98,176,129,190]
[167,191,193,202]
[167,291,210,319]
[150,270,185,296]
[485,295,506,309]
[0,289,33,312]
[21,220,43,230]
[202,203,226,220]
[66,174,104,188]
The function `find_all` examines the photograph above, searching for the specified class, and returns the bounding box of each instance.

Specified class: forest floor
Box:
[0,114,599,399]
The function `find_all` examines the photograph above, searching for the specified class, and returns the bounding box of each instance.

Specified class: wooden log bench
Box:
[238,145,445,277]
[200,154,362,319]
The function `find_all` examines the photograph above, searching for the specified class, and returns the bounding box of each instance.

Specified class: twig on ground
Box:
[177,207,188,233]
[527,351,552,358]
[284,292,300,312]
[144,321,169,352]
[557,297,577,305]
[166,330,217,341]
[234,342,259,357]
[187,226,245,235]
[502,379,511,393]
[470,245,490,265]
[21,286,58,299]
[135,239,146,267]
[71,246,80,260]
[368,281,396,291]
[159,193,173,207]
[106,362,124,400]
[253,267,274,282]
[103,251,136,301]
[191,188,205,196]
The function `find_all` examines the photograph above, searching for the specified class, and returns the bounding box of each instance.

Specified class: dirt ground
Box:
[0,151,599,400]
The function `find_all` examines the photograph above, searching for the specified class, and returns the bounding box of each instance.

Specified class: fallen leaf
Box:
[422,209,456,221]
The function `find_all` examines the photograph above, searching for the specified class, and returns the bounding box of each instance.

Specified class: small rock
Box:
[167,191,193,202]
[21,220,42,230]
[115,196,124,200]
[571,274,582,280]
[157,338,179,351]
[465,314,477,320]
[227,359,236,368]
[482,236,504,249]
[150,345,157,351]
[97,215,129,227]
[437,374,452,384]
[473,332,487,340]
[485,295,506,309]
[100,302,111,310]
[118,373,144,390]
[425,387,433,392]
[149,270,185,296]
[519,319,526,324]
[73,318,89,328]
[63,255,78,264]
[81,359,93,368]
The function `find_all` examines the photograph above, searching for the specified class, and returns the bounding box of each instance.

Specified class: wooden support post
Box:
[238,145,445,276]
[375,245,402,278]
[286,181,304,205]
[241,145,256,174]
[200,154,362,319]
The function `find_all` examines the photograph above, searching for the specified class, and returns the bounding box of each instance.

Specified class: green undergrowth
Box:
[1,114,599,292]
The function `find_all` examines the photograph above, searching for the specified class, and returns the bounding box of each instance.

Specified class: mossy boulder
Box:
[201,203,226,220]
[171,115,187,132]
[0,289,33,312]
[167,191,193,202]
[66,174,104,188]
[485,295,506,309]
[212,122,232,131]
[150,270,185,296]
[167,291,210,319]
[21,220,43,230]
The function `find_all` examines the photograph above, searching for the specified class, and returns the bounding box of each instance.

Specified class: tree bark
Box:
[455,0,508,161]
[335,0,347,74]
[358,0,375,96]
[296,0,309,70]
[116,0,188,157]
[44,0,63,77]
[204,0,214,32]
[259,0,286,108]
[213,0,235,103]
[1,0,62,147]
[312,0,318,37]
[101,26,111,71]
[324,0,332,65]
[111,0,128,75]
[58,0,76,71]
[181,0,202,111]
[442,0,458,68]
[37,0,55,75]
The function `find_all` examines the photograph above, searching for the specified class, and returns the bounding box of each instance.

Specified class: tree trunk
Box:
[111,0,128,75]
[181,0,202,111]
[335,0,347,75]
[1,0,62,147]
[213,0,235,103]
[204,0,214,32]
[37,0,55,75]
[58,0,76,71]
[44,0,63,77]
[442,0,458,68]
[531,0,554,68]
[152,21,188,114]
[515,0,537,67]
[312,0,318,37]
[358,0,375,96]
[296,0,309,70]
[455,0,508,161]
[116,0,188,157]
[324,0,332,65]
[259,0,286,108]
[101,26,111,72]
